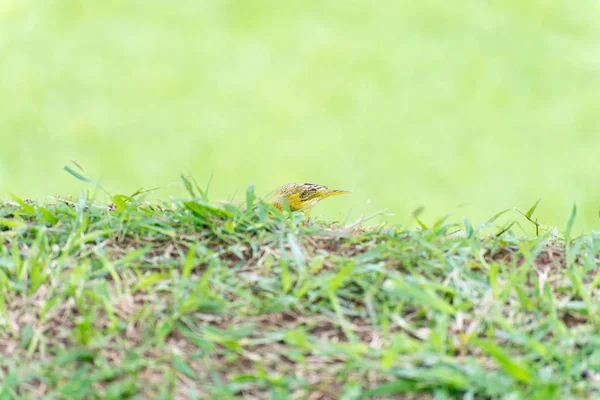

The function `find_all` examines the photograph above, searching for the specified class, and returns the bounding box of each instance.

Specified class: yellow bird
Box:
[270,183,351,216]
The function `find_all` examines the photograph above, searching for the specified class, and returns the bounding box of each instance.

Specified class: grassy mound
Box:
[0,180,598,399]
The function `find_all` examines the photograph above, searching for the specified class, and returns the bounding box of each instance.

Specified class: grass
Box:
[3,1,600,230]
[0,174,599,399]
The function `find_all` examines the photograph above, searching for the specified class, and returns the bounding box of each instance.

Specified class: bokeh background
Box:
[2,1,600,231]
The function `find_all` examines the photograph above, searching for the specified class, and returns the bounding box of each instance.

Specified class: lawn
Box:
[3,1,600,397]
[3,1,600,230]
[0,173,598,399]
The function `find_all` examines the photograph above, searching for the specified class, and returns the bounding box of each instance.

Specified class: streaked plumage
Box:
[270,183,351,215]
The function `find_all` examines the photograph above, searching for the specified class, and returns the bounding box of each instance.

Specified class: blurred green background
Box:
[2,0,600,230]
